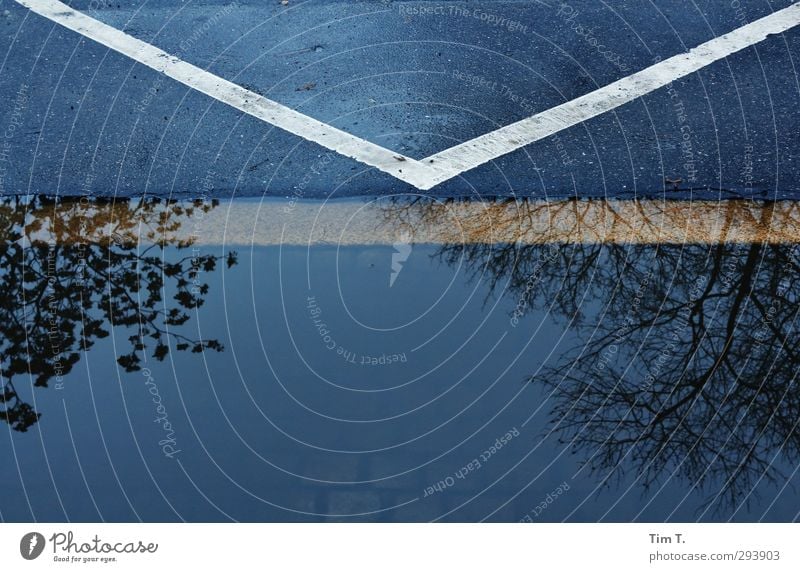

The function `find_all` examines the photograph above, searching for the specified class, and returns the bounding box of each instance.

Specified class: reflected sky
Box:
[1,196,799,522]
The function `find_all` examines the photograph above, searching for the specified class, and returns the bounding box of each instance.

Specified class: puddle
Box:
[1,196,799,521]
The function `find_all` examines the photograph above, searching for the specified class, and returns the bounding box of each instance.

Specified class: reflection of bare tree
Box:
[0,197,237,432]
[383,197,800,513]
[537,241,800,512]
[381,196,800,244]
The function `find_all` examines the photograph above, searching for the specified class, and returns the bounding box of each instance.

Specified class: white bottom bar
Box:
[1,523,797,571]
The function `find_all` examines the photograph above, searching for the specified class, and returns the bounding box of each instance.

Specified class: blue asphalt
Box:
[1,0,799,199]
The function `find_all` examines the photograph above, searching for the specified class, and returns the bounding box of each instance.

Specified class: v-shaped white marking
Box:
[15,0,800,190]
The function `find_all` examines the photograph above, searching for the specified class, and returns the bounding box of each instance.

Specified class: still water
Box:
[1,196,799,522]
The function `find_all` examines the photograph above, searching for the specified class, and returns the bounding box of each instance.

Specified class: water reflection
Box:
[379,195,800,244]
[384,197,800,513]
[534,241,800,513]
[2,195,798,521]
[0,197,236,432]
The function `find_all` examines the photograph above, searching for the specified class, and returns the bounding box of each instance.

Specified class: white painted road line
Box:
[422,2,800,187]
[15,0,800,191]
[14,0,442,189]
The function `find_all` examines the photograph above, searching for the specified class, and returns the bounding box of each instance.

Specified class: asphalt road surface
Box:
[1,0,799,199]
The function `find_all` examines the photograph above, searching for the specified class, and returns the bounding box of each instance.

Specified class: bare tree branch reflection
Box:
[538,239,800,514]
[383,196,800,513]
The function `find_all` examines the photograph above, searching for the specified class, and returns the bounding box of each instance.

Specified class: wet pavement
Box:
[1,0,799,198]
